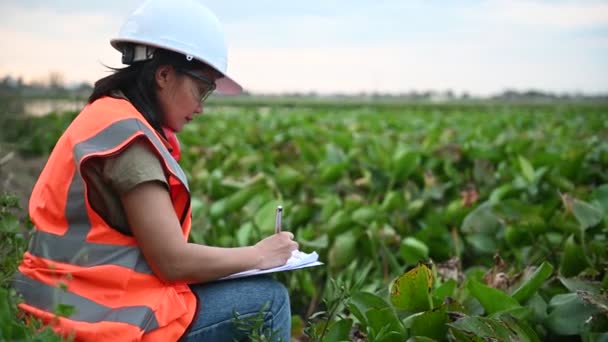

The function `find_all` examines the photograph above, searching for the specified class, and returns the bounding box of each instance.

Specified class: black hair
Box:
[88,47,209,134]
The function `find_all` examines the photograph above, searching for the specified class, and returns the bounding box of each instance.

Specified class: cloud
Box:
[475,0,608,30]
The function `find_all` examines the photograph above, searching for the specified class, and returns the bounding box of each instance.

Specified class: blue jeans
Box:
[181,276,291,341]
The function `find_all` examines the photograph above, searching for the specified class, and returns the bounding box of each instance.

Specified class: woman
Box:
[13,0,297,340]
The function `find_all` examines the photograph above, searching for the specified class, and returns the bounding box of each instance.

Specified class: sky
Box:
[1,0,607,96]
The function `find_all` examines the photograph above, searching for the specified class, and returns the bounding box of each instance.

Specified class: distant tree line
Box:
[0,73,92,99]
[1,73,607,103]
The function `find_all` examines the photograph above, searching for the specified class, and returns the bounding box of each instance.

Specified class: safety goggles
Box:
[177,68,216,103]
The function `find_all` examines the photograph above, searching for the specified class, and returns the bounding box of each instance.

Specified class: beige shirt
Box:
[81,139,168,235]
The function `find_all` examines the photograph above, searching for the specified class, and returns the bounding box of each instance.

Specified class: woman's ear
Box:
[155,65,175,89]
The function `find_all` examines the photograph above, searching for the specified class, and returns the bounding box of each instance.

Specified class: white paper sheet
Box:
[220,250,323,280]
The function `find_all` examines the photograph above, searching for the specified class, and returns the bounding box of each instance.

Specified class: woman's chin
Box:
[168,123,184,133]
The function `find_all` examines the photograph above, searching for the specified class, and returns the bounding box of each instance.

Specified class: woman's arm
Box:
[121,181,298,283]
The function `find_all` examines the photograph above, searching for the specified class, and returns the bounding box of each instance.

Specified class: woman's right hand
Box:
[253,232,299,269]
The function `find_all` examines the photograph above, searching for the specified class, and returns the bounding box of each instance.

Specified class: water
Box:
[23,99,85,117]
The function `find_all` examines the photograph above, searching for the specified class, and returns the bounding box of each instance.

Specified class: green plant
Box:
[0,192,64,341]
[305,279,353,341]
[2,100,608,340]
[232,302,285,342]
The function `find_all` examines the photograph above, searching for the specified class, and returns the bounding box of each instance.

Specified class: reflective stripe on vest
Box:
[14,272,159,332]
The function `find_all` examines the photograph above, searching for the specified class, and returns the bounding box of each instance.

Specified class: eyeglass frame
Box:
[176,68,217,103]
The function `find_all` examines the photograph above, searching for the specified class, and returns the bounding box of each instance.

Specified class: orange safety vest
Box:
[13,97,196,341]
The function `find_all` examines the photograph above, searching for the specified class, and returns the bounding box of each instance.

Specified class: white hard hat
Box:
[110,0,242,94]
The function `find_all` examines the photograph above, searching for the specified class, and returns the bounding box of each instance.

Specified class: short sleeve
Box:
[103,139,168,194]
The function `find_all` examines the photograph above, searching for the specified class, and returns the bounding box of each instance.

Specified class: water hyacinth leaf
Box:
[208,197,228,219]
[488,183,513,204]
[351,207,378,224]
[326,210,352,237]
[445,199,465,222]
[209,183,263,219]
[298,271,316,298]
[461,202,501,234]
[518,155,536,183]
[402,311,425,329]
[576,290,608,317]
[253,200,282,235]
[320,162,348,183]
[433,279,457,304]
[448,314,540,342]
[379,237,403,276]
[407,199,425,217]
[297,140,320,163]
[488,306,533,321]
[547,172,575,192]
[323,318,353,342]
[344,193,365,208]
[572,199,604,231]
[236,222,254,246]
[381,191,404,212]
[511,261,554,303]
[320,195,343,221]
[472,159,494,184]
[545,293,601,336]
[332,131,354,151]
[424,181,451,201]
[504,225,531,247]
[406,337,437,342]
[366,307,405,337]
[592,184,608,212]
[467,279,521,314]
[364,140,391,172]
[390,264,433,312]
[392,147,420,180]
[348,291,392,326]
[329,231,357,269]
[400,237,429,265]
[448,316,514,340]
[374,331,404,342]
[288,204,314,227]
[465,234,497,255]
[190,197,204,217]
[325,143,348,164]
[559,235,589,277]
[444,160,463,183]
[299,234,329,250]
[493,200,546,234]
[409,306,448,340]
[246,191,274,213]
[527,293,548,322]
[558,276,602,294]
[549,211,579,236]
[275,165,304,189]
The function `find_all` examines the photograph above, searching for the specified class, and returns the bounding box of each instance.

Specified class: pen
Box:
[275,205,282,234]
